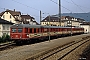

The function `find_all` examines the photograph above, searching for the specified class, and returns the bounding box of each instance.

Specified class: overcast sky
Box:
[0,0,90,23]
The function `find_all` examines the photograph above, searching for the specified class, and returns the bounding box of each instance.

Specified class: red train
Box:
[10,24,84,44]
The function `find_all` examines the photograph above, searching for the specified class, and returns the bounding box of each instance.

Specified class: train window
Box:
[25,28,28,33]
[38,29,39,32]
[30,28,32,33]
[34,28,36,33]
[44,28,47,32]
[18,29,22,33]
[12,29,16,32]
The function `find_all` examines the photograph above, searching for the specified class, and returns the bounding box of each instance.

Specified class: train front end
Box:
[10,24,29,44]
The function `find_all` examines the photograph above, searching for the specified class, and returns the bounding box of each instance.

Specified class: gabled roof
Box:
[0,9,21,16]
[41,15,85,23]
[0,18,13,24]
[21,15,34,21]
[41,16,59,22]
[21,15,39,25]
[80,22,90,25]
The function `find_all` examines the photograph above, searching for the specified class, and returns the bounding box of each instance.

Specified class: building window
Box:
[7,26,9,30]
[3,15,5,18]
[45,20,47,21]
[3,33,6,36]
[10,15,12,18]
[3,26,5,30]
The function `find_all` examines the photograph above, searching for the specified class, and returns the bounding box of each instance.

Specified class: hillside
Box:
[61,13,90,22]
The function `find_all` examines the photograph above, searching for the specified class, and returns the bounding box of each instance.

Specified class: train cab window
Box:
[18,29,22,33]
[12,29,16,32]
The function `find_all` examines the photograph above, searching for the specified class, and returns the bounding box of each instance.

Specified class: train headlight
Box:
[27,34,29,37]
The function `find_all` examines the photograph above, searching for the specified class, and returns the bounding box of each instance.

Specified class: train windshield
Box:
[18,28,22,33]
[12,29,16,32]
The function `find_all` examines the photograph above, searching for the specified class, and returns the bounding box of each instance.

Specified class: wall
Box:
[81,25,90,33]
[0,24,12,37]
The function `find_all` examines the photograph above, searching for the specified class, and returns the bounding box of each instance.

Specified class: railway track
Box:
[27,36,90,60]
[0,41,16,51]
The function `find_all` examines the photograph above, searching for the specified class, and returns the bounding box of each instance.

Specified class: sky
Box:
[0,0,90,23]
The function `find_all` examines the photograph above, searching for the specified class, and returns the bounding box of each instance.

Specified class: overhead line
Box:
[49,0,85,18]
[64,0,90,10]
[11,0,40,11]
[50,0,72,13]
[71,0,86,13]
[11,0,51,18]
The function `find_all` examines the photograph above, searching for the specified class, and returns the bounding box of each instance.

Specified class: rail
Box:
[0,41,15,51]
[26,36,90,60]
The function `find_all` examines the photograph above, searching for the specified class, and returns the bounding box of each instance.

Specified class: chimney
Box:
[6,9,9,11]
[14,9,15,11]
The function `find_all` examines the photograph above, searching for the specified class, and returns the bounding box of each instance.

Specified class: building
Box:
[41,16,64,26]
[80,22,90,33]
[62,16,84,27]
[41,16,85,27]
[0,9,39,25]
[0,9,21,24]
[21,15,39,25]
[0,18,13,37]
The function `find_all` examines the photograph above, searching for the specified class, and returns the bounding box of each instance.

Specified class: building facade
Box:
[0,9,21,24]
[0,18,13,37]
[80,22,90,33]
[0,9,39,25]
[21,15,39,25]
[41,16,85,27]
[41,16,64,26]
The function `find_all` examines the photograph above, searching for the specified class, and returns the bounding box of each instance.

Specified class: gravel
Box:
[0,34,89,60]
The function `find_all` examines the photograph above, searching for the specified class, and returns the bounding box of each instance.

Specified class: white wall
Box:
[81,25,90,33]
[0,24,12,37]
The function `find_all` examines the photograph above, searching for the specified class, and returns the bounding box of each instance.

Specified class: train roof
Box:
[11,24,83,29]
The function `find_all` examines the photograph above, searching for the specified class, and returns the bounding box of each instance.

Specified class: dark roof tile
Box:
[0,18,13,24]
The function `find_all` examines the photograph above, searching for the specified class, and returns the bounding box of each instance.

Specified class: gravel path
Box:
[0,34,89,60]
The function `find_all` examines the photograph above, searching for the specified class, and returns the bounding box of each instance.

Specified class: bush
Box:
[0,34,11,43]
[0,37,2,43]
[5,34,10,41]
[2,34,6,42]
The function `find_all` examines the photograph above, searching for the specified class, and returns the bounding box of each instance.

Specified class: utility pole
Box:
[40,10,42,25]
[59,0,61,26]
[49,15,50,42]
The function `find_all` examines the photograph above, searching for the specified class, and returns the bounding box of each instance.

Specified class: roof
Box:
[0,18,14,24]
[80,22,90,25]
[41,16,59,22]
[11,24,83,29]
[21,15,34,20]
[0,9,21,16]
[41,15,85,23]
[21,15,39,25]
